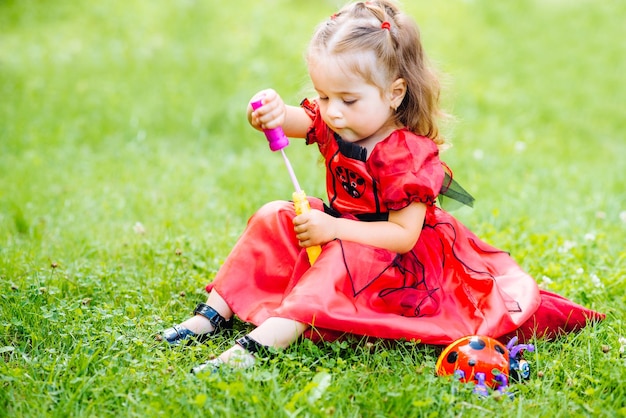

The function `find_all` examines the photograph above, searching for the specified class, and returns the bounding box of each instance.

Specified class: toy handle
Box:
[250,99,290,151]
[292,190,322,265]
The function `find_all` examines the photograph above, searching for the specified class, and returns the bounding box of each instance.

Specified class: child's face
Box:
[308,54,399,149]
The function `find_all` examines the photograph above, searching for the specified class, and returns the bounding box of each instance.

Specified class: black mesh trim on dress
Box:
[425,221,522,314]
[337,219,523,320]
[335,133,367,161]
[338,239,442,318]
[438,171,475,209]
[378,251,441,317]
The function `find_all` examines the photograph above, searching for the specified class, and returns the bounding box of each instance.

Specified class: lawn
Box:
[1,0,625,417]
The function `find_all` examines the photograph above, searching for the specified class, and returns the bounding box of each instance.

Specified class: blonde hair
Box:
[307,0,445,146]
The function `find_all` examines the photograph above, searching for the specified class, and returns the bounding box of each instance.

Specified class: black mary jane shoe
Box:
[158,303,233,346]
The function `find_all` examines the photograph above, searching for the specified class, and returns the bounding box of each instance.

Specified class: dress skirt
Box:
[209,199,604,345]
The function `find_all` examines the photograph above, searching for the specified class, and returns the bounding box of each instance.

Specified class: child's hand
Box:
[293,209,336,248]
[248,89,287,131]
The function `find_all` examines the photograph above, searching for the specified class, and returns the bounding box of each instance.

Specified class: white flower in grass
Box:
[133,222,146,235]
[576,267,584,275]
[558,240,576,253]
[619,337,626,354]
[538,275,553,290]
[620,211,626,223]
[473,149,484,160]
[514,141,526,152]
[584,232,596,242]
[590,274,603,289]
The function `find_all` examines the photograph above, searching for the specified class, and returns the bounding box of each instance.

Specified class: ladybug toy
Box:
[435,335,534,396]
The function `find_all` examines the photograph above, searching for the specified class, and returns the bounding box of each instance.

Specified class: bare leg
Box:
[217,317,309,366]
[179,290,233,334]
[248,317,310,348]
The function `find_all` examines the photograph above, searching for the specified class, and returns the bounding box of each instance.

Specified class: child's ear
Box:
[389,78,407,110]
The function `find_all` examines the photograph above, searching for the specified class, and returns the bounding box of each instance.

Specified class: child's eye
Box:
[343,99,357,105]
[318,96,329,101]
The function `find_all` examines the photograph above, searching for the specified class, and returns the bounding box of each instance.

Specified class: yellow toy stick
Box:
[292,190,322,265]
[251,97,322,265]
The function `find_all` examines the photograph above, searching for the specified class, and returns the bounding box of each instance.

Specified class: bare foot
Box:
[218,345,256,368]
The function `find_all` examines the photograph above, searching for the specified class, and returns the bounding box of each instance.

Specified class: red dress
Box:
[209,100,603,345]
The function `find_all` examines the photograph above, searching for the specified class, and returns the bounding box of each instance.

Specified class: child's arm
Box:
[293,201,427,254]
[248,89,311,139]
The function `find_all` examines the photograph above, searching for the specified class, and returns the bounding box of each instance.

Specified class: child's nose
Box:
[326,100,342,119]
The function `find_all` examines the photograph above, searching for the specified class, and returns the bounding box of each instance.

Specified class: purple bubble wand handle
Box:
[250,98,301,191]
[250,99,290,152]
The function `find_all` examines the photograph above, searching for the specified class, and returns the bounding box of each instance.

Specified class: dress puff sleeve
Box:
[367,130,444,210]
[300,99,332,150]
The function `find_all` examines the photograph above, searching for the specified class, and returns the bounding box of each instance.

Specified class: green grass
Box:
[1,0,625,416]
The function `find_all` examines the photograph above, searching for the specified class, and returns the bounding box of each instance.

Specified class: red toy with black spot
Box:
[435,335,534,395]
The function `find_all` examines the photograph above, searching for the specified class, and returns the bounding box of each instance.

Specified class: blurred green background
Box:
[1,0,624,249]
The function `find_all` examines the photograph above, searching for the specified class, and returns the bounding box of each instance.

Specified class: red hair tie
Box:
[381,21,391,31]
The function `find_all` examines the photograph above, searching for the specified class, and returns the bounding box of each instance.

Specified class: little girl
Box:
[159,0,603,373]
